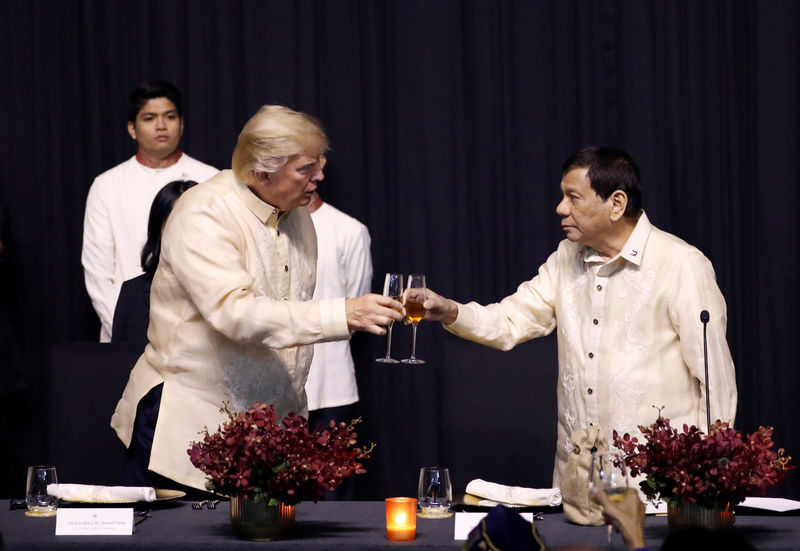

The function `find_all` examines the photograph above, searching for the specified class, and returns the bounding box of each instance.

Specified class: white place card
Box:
[645,497,800,514]
[453,511,534,540]
[56,508,134,535]
[740,497,800,512]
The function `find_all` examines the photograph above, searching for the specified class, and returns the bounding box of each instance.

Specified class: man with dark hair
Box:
[82,80,218,341]
[423,146,737,490]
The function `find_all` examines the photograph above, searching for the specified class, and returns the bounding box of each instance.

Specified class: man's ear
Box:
[609,190,628,221]
[127,121,137,141]
[253,170,270,184]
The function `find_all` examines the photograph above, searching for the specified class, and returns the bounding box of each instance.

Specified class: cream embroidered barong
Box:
[446,213,737,488]
[111,170,350,490]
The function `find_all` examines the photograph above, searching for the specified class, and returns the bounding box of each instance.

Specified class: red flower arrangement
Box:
[188,402,374,505]
[613,416,793,509]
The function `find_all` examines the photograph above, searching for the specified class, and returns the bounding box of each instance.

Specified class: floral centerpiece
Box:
[613,414,793,529]
[187,402,374,540]
[188,402,374,504]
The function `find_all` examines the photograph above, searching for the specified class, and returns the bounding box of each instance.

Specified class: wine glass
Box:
[590,449,629,549]
[375,273,404,363]
[401,274,426,364]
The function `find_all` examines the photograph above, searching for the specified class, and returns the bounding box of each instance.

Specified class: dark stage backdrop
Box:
[1,0,798,500]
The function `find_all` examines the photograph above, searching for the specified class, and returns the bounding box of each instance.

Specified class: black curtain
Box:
[1,0,798,499]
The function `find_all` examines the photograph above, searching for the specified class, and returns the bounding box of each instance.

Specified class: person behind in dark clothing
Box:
[112,180,198,343]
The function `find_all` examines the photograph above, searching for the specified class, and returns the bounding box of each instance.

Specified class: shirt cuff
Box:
[444,302,472,333]
[318,297,350,340]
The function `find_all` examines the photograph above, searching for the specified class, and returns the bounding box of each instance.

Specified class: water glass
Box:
[25,465,59,517]
[417,466,453,518]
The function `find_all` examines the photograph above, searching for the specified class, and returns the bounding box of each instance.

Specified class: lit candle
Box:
[385,497,417,541]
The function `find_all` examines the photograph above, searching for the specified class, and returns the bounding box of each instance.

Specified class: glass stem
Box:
[384,321,394,359]
[410,323,418,359]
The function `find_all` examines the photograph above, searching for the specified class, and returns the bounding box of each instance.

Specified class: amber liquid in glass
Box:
[605,487,627,502]
[405,299,425,323]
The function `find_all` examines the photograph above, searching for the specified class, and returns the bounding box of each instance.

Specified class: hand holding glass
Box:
[401,274,426,364]
[376,273,404,363]
[590,450,629,548]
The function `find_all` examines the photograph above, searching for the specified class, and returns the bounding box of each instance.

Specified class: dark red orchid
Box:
[613,416,793,508]
[188,403,374,505]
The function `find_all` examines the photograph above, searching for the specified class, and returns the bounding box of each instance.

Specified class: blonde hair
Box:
[231,105,329,183]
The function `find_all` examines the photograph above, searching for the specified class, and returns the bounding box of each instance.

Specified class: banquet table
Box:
[0,500,797,550]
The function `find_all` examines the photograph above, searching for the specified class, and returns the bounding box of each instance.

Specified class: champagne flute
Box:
[401,274,426,364]
[590,449,629,549]
[375,273,404,363]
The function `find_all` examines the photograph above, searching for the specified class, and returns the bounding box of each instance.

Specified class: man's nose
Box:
[556,198,568,216]
[156,116,167,129]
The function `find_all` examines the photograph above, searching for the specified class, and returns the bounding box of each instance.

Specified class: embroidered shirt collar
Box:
[233,176,286,226]
[581,211,651,267]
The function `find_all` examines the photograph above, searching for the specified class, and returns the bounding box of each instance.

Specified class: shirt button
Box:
[284,265,288,272]
[596,284,602,291]
[277,230,281,236]
[587,388,594,395]
[593,319,599,325]
[588,352,594,359]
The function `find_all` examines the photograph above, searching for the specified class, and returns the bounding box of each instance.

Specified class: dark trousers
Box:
[122,383,218,501]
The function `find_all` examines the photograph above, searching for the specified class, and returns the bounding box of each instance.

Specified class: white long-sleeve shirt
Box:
[445,212,737,488]
[306,202,373,410]
[82,154,218,341]
[111,170,351,490]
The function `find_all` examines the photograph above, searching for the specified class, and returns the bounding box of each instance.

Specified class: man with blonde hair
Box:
[111,105,401,493]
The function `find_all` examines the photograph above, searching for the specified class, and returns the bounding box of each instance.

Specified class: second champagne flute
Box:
[590,449,629,549]
[401,274,426,364]
[375,273,404,363]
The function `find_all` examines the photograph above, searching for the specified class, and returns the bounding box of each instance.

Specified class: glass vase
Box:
[667,500,734,531]
[230,495,295,541]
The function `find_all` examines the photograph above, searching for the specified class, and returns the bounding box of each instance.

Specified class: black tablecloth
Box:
[0,500,796,550]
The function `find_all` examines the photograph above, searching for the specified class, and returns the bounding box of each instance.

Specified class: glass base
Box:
[26,508,57,518]
[418,508,453,519]
[401,358,426,364]
[375,357,400,364]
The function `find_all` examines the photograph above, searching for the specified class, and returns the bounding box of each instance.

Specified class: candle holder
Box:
[385,497,417,541]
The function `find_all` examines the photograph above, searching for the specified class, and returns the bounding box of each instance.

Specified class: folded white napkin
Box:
[465,479,562,507]
[47,484,156,503]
